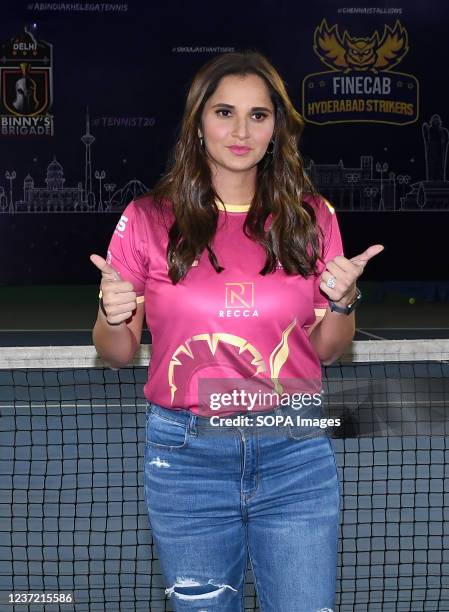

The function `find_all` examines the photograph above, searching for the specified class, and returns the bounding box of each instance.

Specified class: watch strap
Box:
[328,287,362,314]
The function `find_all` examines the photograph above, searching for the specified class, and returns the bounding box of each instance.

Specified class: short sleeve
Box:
[105,200,148,299]
[312,198,344,316]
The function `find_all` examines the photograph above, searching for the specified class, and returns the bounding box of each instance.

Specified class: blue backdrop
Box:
[1,0,448,283]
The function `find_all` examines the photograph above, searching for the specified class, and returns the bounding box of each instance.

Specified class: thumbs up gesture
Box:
[90,254,137,325]
[320,244,384,306]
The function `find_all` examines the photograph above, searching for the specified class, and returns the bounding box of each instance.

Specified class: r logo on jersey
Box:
[219,282,259,318]
[225,282,254,309]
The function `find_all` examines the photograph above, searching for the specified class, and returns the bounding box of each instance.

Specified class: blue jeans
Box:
[144,402,341,612]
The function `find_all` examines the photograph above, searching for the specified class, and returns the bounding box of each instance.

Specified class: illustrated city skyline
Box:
[1,110,448,213]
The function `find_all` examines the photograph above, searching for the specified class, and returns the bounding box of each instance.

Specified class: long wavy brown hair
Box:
[147,50,324,284]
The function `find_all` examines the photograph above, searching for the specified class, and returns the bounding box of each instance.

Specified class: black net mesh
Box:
[0,341,448,611]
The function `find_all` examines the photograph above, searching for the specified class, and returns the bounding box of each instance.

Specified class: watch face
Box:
[348,289,362,309]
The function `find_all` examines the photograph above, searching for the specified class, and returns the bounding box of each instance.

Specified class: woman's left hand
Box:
[320,244,384,306]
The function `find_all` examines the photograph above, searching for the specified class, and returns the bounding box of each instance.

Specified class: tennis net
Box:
[1,340,448,611]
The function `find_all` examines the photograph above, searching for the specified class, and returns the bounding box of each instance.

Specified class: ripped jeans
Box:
[143,401,340,612]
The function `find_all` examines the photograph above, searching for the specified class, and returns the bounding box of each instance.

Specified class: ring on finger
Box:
[326,275,337,289]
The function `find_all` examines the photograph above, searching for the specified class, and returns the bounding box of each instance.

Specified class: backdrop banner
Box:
[0,1,448,282]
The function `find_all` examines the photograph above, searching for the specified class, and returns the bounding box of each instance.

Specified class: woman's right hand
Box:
[90,254,137,325]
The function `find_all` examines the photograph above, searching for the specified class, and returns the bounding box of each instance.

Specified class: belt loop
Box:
[188,412,198,435]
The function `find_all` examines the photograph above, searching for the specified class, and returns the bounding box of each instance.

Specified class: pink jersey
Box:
[106,193,344,416]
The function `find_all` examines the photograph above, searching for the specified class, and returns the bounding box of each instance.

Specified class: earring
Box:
[266,138,275,155]
[199,135,204,149]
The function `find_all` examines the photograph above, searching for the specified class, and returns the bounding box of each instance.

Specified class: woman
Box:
[91,51,383,612]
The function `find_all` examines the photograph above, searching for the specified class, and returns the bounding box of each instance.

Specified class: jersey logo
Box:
[219,282,258,318]
[116,214,128,233]
[225,282,254,309]
[167,318,299,404]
